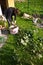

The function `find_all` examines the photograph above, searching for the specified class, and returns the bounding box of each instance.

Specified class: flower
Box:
[21,39,27,46]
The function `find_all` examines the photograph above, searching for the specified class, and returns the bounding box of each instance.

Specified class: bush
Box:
[0,29,43,65]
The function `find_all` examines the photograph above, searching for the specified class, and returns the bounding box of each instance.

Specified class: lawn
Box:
[0,1,43,65]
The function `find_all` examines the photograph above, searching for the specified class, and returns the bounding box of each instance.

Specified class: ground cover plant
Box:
[0,1,43,65]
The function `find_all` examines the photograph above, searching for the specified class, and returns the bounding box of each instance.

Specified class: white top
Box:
[0,30,2,35]
[0,5,3,16]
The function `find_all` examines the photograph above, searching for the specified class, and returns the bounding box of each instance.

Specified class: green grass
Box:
[15,1,43,15]
[0,1,43,65]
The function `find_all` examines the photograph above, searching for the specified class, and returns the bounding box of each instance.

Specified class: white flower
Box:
[21,39,27,46]
[22,42,27,46]
[36,53,42,59]
[25,39,28,43]
[33,50,35,53]
[40,43,42,46]
[38,54,42,59]
[33,30,36,32]
[21,39,24,43]
[28,34,31,36]
[25,36,28,39]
